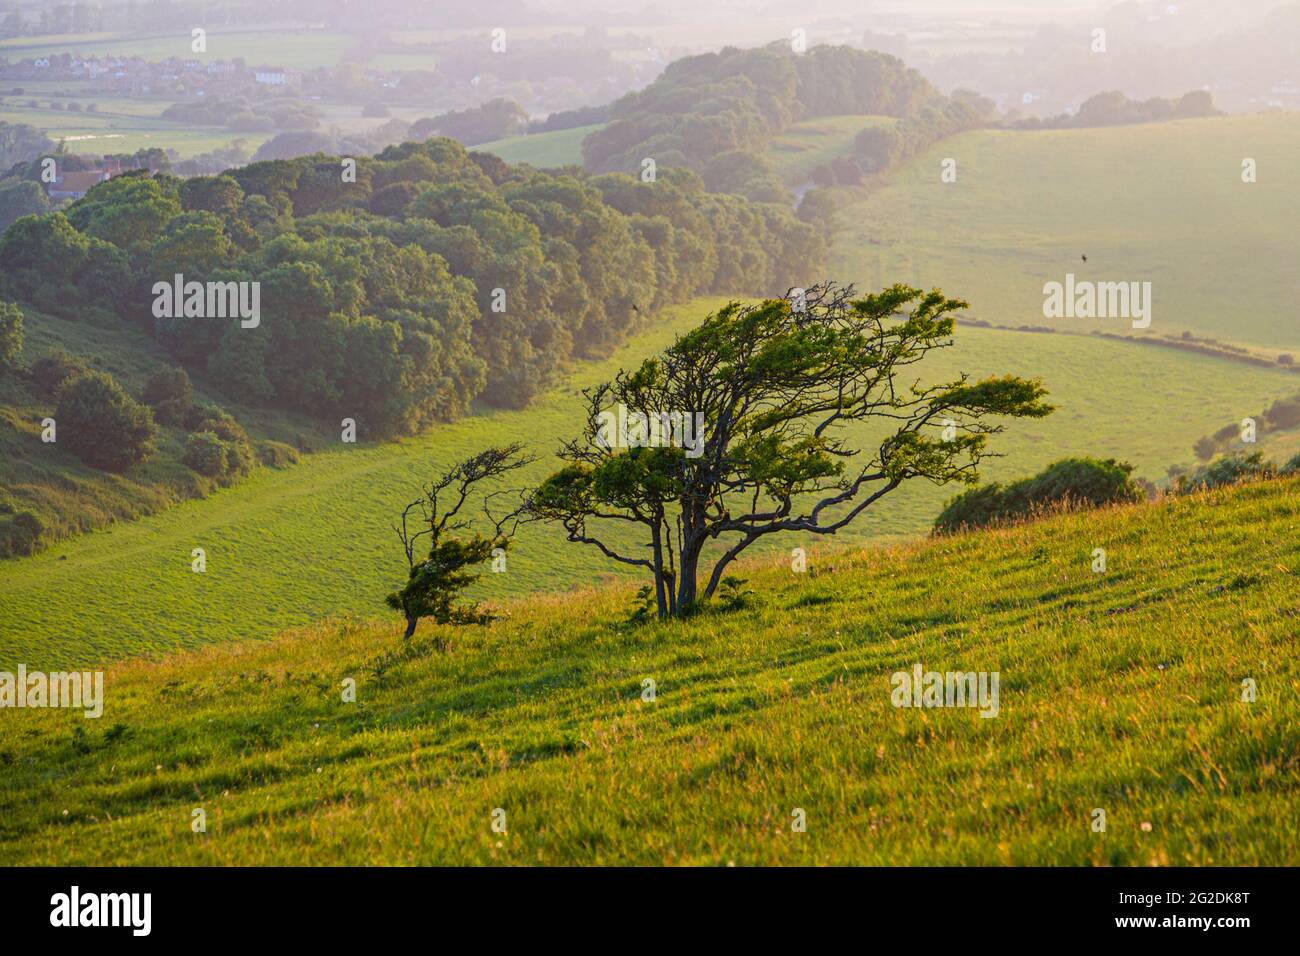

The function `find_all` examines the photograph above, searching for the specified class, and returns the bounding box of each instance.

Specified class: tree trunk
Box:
[676,542,701,613]
[650,522,669,619]
[403,616,418,640]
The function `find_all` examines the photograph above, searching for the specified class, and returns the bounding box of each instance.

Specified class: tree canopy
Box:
[0,136,825,438]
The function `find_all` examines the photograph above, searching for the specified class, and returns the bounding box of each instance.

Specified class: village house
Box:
[44,158,122,201]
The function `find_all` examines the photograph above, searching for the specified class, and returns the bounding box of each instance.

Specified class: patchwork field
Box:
[2,476,1296,865]
[0,29,354,69]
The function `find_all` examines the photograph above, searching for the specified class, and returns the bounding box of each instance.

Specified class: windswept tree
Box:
[387,444,534,643]
[525,283,1053,618]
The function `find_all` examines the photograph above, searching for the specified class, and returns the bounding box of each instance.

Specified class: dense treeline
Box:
[850,90,993,177]
[1011,90,1219,130]
[0,136,824,438]
[408,98,531,146]
[581,44,936,177]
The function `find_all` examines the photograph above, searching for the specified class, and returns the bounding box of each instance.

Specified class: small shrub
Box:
[716,576,753,611]
[1263,397,1300,431]
[255,439,299,468]
[141,366,194,426]
[0,300,22,370]
[180,405,255,477]
[0,510,45,557]
[55,371,157,471]
[1192,435,1218,461]
[1176,452,1277,493]
[27,348,89,397]
[182,430,231,478]
[934,458,1143,533]
[1280,453,1300,476]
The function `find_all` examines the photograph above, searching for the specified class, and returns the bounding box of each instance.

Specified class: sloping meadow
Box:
[2,477,1297,865]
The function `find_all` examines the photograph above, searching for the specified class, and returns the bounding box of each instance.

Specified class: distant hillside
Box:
[0,134,824,555]
[474,123,602,168]
[4,300,1296,667]
[2,476,1296,865]
[830,112,1300,351]
[766,114,896,183]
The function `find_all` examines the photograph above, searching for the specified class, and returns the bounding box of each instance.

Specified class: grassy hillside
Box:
[0,304,328,550]
[831,113,1300,351]
[473,124,602,168]
[2,477,1296,865]
[4,294,1297,667]
[766,114,894,183]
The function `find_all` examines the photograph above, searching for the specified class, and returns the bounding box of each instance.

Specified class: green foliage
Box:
[0,213,131,323]
[181,430,228,478]
[410,98,531,146]
[0,300,21,369]
[701,149,789,203]
[0,134,820,432]
[255,440,300,468]
[26,347,89,397]
[387,444,532,638]
[1016,89,1220,130]
[3,290,1294,648]
[0,509,44,558]
[716,575,753,611]
[1188,390,1300,462]
[934,457,1143,533]
[529,283,1052,616]
[65,173,182,248]
[141,366,194,426]
[54,370,157,471]
[0,120,54,169]
[582,45,933,176]
[0,179,49,233]
[386,533,502,636]
[1176,452,1278,493]
[853,95,986,175]
[181,404,255,479]
[1264,396,1300,430]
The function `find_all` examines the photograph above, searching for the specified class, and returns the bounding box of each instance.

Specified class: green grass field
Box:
[830,113,1300,351]
[767,114,894,183]
[3,296,1297,669]
[2,476,1295,865]
[474,124,602,168]
[0,97,272,158]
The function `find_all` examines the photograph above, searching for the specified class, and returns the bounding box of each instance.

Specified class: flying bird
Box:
[1081,254,1088,262]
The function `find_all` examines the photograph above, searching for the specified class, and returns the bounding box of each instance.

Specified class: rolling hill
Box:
[2,475,1296,865]
[4,293,1298,668]
[829,113,1300,351]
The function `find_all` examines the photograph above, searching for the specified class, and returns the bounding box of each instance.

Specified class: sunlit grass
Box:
[2,477,1296,864]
